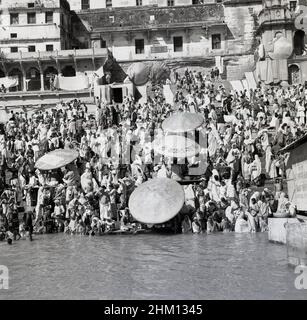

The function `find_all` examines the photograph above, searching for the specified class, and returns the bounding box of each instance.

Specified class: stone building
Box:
[0,0,74,53]
[70,0,264,80]
[68,0,219,11]
[0,48,113,107]
[254,0,307,86]
[0,1,117,107]
[2,0,307,109]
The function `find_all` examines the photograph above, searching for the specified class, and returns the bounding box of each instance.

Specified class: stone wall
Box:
[286,222,307,266]
[268,218,299,244]
[224,54,256,80]
[77,4,224,30]
[223,1,262,55]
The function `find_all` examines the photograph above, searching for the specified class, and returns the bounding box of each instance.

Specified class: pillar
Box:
[40,72,45,91]
[22,74,27,92]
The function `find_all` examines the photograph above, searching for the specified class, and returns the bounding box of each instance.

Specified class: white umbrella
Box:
[128,178,184,224]
[162,112,204,133]
[153,134,200,158]
[35,149,79,171]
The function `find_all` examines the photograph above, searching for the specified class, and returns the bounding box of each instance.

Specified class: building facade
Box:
[0,0,117,107]
[68,0,216,11]
[1,0,307,109]
[70,0,264,79]
[0,0,73,54]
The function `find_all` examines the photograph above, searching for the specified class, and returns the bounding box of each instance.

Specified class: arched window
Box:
[44,66,58,90]
[26,67,41,91]
[288,64,300,85]
[61,65,76,77]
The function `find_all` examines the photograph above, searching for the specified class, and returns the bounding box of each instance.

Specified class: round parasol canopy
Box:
[126,62,151,86]
[149,61,171,84]
[153,134,200,158]
[35,149,79,171]
[268,35,293,60]
[128,178,184,224]
[162,112,204,133]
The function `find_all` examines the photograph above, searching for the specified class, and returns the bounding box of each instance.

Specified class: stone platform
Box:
[268,218,299,244]
[286,222,307,266]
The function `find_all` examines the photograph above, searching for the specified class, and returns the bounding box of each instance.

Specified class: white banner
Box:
[54,75,89,91]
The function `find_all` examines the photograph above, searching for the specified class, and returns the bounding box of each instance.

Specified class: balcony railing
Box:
[1,48,109,61]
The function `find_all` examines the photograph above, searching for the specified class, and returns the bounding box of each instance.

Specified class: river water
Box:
[0,232,306,300]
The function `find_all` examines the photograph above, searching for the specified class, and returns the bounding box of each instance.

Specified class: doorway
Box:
[112,87,123,103]
[288,64,300,85]
[293,30,305,56]
[26,67,41,91]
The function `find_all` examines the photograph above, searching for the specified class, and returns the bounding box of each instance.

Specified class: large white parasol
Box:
[162,112,204,133]
[153,134,200,158]
[128,178,184,224]
[35,149,79,171]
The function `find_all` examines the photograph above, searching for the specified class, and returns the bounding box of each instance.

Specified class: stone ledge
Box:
[286,222,307,266]
[268,218,299,244]
[223,0,262,6]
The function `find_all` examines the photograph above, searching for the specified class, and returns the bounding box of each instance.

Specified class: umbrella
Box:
[162,112,204,133]
[149,61,171,84]
[126,62,151,86]
[35,149,79,171]
[153,134,200,158]
[128,178,184,224]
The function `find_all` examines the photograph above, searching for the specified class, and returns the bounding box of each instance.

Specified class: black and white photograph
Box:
[0,0,307,304]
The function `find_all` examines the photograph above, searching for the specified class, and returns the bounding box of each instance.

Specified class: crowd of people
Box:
[0,68,304,243]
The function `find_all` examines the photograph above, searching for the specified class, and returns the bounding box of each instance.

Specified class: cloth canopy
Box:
[0,76,19,89]
[35,149,79,171]
[162,112,204,133]
[128,178,184,224]
[153,134,200,158]
[126,62,151,86]
[150,61,170,84]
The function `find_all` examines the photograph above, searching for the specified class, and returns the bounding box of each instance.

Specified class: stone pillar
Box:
[22,74,27,92]
[40,72,45,91]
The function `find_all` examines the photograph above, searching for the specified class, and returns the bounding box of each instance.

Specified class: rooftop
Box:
[76,4,225,32]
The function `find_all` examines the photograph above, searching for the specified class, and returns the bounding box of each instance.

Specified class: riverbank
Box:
[0,232,305,300]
